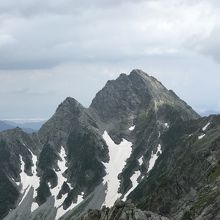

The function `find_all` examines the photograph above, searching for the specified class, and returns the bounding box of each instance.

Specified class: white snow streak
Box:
[30,152,40,211]
[18,156,29,205]
[197,122,210,140]
[50,146,68,208]
[129,125,135,131]
[102,131,132,207]
[123,170,141,201]
[17,151,39,210]
[52,146,84,220]
[123,154,145,201]
[138,156,144,166]
[56,193,84,220]
[123,143,163,200]
[164,123,169,129]
[16,146,84,218]
[148,144,162,173]
[198,134,206,140]
[202,122,210,131]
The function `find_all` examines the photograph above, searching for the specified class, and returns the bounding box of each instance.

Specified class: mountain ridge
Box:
[1,69,218,220]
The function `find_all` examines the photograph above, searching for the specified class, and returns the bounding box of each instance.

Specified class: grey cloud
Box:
[0,0,220,119]
[0,0,214,69]
[0,0,146,16]
[195,28,220,64]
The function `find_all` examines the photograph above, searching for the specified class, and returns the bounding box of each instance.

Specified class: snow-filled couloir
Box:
[102,131,132,207]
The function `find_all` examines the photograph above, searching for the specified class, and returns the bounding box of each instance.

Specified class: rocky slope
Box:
[90,69,198,143]
[130,115,220,220]
[0,127,42,219]
[90,69,199,199]
[2,69,218,220]
[77,200,169,220]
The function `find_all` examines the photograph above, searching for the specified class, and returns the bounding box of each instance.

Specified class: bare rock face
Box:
[90,69,199,143]
[130,115,220,220]
[0,128,41,219]
[4,187,57,220]
[38,97,85,149]
[77,201,169,220]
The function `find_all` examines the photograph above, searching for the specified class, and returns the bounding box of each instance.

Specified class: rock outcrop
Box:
[130,115,220,220]
[77,200,169,220]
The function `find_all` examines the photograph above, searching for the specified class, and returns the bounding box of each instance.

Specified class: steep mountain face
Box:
[90,69,198,143]
[34,97,109,218]
[38,97,85,148]
[4,187,57,220]
[130,115,220,219]
[1,69,213,220]
[89,69,199,199]
[0,128,41,219]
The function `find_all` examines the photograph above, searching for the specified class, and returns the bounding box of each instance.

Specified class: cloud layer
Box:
[0,0,220,119]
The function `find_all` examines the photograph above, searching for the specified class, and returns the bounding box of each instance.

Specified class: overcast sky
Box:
[0,0,220,120]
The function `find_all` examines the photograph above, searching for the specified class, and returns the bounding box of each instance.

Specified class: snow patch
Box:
[122,155,145,200]
[122,155,144,200]
[50,147,69,208]
[48,146,84,220]
[164,123,169,129]
[202,122,210,131]
[148,144,162,173]
[17,151,39,210]
[138,156,144,166]
[123,170,141,201]
[11,177,19,186]
[102,131,132,207]
[121,144,163,201]
[30,152,40,211]
[129,125,135,131]
[198,134,206,140]
[56,192,84,220]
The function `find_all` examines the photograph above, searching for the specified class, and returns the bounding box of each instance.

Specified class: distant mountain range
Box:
[0,121,14,132]
[0,120,45,133]
[199,110,220,116]
[0,69,219,220]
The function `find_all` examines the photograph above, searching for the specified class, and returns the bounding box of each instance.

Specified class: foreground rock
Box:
[77,200,169,220]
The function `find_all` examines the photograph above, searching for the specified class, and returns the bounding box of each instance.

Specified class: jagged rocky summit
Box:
[0,69,219,220]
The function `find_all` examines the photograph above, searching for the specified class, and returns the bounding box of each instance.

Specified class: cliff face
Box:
[130,115,220,220]
[90,69,199,143]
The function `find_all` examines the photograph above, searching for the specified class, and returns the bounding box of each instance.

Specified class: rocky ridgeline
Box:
[78,200,169,220]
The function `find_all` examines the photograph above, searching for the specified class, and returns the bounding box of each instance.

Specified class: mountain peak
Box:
[118,69,149,80]
[90,69,199,124]
[56,96,84,114]
[130,69,149,77]
[60,96,82,107]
